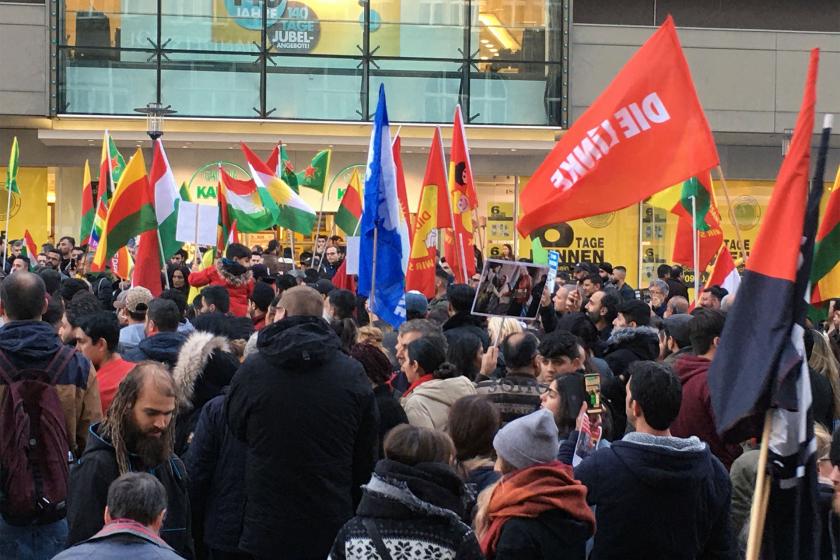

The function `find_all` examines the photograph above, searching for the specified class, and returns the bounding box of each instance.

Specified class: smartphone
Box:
[584,373,602,414]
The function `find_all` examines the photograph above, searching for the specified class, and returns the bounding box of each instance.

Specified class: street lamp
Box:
[134,102,176,141]
[781,128,794,157]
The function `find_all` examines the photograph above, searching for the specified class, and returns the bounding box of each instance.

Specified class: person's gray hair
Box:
[649,278,669,296]
[397,318,441,337]
[106,472,167,526]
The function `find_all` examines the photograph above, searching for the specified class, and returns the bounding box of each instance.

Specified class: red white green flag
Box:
[335,167,363,236]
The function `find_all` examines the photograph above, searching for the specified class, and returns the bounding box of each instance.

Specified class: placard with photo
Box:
[471,259,550,320]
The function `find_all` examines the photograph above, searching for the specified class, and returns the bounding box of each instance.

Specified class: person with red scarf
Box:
[475,409,595,559]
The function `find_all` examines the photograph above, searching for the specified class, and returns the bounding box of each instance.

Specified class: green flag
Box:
[296,149,331,192]
[280,144,300,193]
[179,181,191,202]
[107,135,127,186]
[5,137,19,195]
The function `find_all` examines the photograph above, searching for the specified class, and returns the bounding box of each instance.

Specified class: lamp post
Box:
[781,128,794,157]
[134,102,176,141]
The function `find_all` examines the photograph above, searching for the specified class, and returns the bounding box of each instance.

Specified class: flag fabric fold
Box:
[811,164,840,304]
[708,48,821,560]
[358,85,408,328]
[91,131,126,250]
[150,139,182,260]
[671,171,724,274]
[218,167,278,233]
[392,135,414,249]
[92,149,157,271]
[265,143,300,193]
[516,16,718,237]
[444,105,478,283]
[132,229,163,297]
[296,149,331,192]
[406,128,450,298]
[335,168,363,236]
[79,160,95,247]
[5,136,19,195]
[21,230,37,262]
[703,245,741,299]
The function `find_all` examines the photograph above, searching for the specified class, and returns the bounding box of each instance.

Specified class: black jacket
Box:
[66,423,193,558]
[329,459,483,560]
[123,331,187,369]
[443,312,491,349]
[602,326,660,435]
[225,315,379,559]
[575,433,733,559]
[495,509,592,560]
[184,392,246,555]
[373,384,408,458]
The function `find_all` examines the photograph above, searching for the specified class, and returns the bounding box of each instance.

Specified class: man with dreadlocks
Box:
[66,362,194,558]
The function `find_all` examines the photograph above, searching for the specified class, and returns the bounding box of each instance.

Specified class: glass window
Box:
[370,59,462,123]
[161,52,261,118]
[60,0,158,50]
[474,0,560,63]
[469,62,561,125]
[161,0,259,53]
[58,47,157,114]
[267,56,364,120]
[371,0,466,59]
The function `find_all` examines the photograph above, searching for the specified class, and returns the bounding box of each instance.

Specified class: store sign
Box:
[187,162,250,204]
[224,0,288,30]
[269,2,321,52]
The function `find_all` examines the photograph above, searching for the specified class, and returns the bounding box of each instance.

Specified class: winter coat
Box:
[460,457,501,496]
[401,376,477,432]
[666,278,689,301]
[601,326,660,435]
[184,392,247,555]
[86,272,115,310]
[494,510,592,560]
[443,312,491,349]
[373,384,408,457]
[52,520,182,560]
[475,373,543,426]
[670,354,742,469]
[123,331,187,370]
[811,367,835,430]
[729,449,758,541]
[575,432,733,559]
[328,459,483,560]
[66,423,193,558]
[0,320,100,459]
[225,315,379,559]
[118,323,146,354]
[188,264,254,317]
[172,332,239,455]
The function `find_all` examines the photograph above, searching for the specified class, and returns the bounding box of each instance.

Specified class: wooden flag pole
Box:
[745,410,773,560]
[156,231,171,289]
[714,165,747,264]
[2,182,13,269]
[690,195,700,298]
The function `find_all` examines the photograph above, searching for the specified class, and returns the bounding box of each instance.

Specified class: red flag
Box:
[392,135,414,248]
[406,129,450,297]
[132,229,162,297]
[445,105,477,283]
[332,258,356,293]
[671,170,724,274]
[517,16,718,237]
[227,219,240,247]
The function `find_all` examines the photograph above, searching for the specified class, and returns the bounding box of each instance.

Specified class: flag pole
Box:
[156,231,171,289]
[745,410,773,560]
[512,176,520,262]
[2,182,12,269]
[714,166,747,263]
[315,177,337,273]
[690,195,700,299]
[370,226,379,309]
[458,232,469,283]
[288,230,297,271]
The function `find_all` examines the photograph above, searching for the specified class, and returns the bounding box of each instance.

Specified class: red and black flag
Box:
[708,49,824,558]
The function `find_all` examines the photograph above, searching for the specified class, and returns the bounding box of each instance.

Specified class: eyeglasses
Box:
[542,384,557,398]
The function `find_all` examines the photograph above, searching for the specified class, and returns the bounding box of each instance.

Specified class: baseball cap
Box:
[123,287,152,314]
[312,278,335,296]
[112,290,128,310]
[405,291,429,316]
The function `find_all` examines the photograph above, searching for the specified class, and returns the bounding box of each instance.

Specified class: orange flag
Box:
[444,105,478,283]
[406,128,451,297]
[517,16,718,237]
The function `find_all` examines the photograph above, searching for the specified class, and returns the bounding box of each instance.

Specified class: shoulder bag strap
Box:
[46,346,79,385]
[361,517,393,560]
[0,348,15,386]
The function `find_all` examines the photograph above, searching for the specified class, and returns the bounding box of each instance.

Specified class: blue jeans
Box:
[0,517,68,560]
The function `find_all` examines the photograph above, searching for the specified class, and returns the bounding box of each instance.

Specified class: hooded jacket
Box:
[401,376,477,432]
[123,331,187,370]
[443,312,491,349]
[575,432,733,559]
[601,326,660,435]
[226,315,378,559]
[66,423,193,558]
[188,263,254,317]
[328,459,483,560]
[172,332,239,455]
[671,354,742,469]
[0,320,100,459]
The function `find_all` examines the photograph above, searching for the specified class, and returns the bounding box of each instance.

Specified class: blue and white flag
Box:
[358,85,408,328]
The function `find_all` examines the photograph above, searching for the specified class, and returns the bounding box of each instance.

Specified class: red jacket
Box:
[670,354,742,469]
[188,264,254,317]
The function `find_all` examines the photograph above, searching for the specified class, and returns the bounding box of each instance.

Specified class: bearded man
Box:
[66,362,194,558]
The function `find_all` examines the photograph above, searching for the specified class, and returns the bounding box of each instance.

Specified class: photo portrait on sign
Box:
[471,259,549,320]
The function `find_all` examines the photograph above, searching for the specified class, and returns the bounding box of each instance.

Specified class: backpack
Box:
[0,345,76,524]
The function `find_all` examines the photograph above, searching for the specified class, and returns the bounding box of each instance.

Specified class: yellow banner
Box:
[0,167,49,245]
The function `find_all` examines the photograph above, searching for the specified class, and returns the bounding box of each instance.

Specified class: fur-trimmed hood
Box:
[217,261,253,287]
[606,325,659,347]
[173,331,239,411]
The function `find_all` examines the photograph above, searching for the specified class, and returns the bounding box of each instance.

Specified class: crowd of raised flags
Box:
[7,16,840,557]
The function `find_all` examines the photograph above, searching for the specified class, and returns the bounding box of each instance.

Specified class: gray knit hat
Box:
[493,409,559,470]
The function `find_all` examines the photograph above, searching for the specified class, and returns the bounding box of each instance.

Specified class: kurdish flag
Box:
[5,136,19,194]
[218,167,278,233]
[79,160,95,246]
[335,168,363,236]
[91,131,126,249]
[296,149,331,192]
[265,142,300,192]
[811,164,840,305]
[92,149,157,271]
[150,139,182,259]
[241,143,316,234]
[21,230,37,261]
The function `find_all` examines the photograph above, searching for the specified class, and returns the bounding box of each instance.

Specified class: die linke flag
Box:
[406,128,452,298]
[516,16,719,237]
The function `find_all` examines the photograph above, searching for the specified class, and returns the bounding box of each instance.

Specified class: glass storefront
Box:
[56,0,569,125]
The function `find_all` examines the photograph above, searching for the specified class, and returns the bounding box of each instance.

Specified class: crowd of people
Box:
[2,232,840,560]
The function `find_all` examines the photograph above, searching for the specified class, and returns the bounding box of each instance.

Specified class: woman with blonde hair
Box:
[487,316,524,346]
